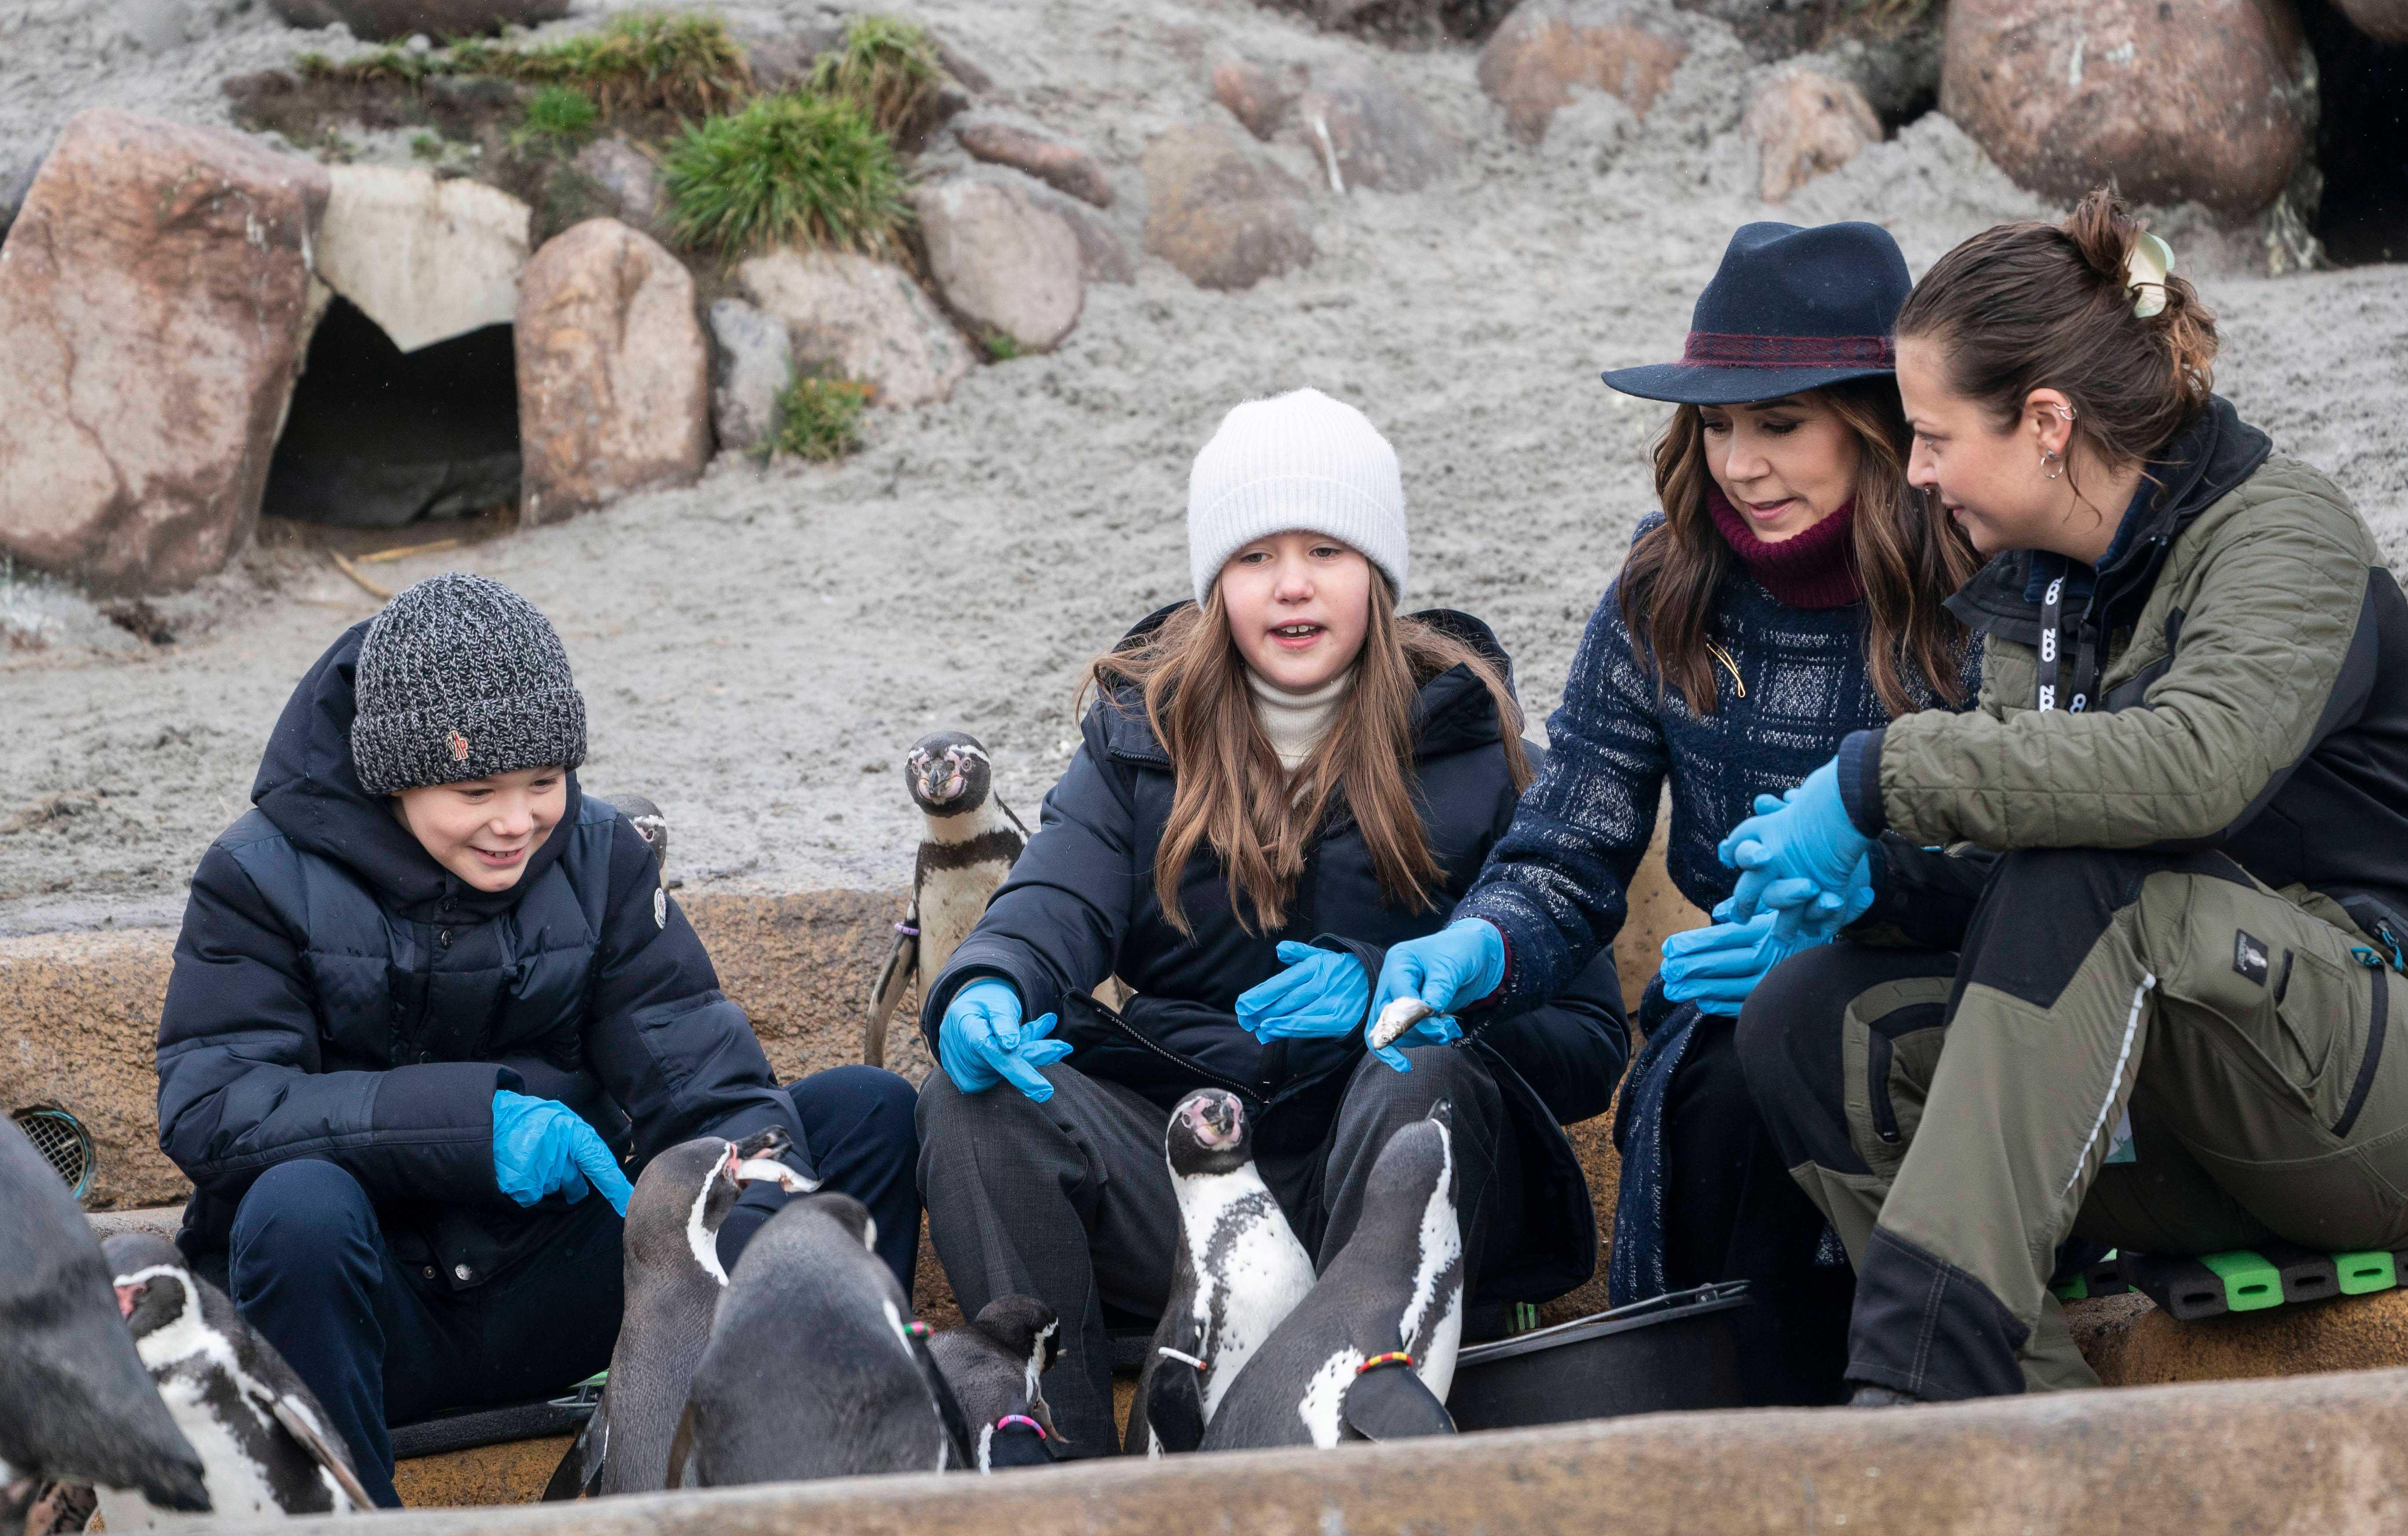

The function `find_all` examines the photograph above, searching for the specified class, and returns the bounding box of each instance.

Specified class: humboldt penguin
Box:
[863,731,1027,1066]
[928,1296,1062,1470]
[97,1233,373,1526]
[1125,1089,1315,1457]
[1199,1107,1464,1451]
[0,1124,208,1518]
[543,1129,815,1499]
[669,1194,972,1487]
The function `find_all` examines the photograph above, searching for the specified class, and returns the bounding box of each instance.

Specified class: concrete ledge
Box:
[247,1367,2408,1535]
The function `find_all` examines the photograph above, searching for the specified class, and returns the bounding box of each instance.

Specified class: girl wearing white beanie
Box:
[912,388,1629,1453]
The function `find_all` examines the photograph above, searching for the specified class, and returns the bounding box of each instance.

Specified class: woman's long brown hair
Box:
[1086,581,1532,935]
[1615,375,1980,718]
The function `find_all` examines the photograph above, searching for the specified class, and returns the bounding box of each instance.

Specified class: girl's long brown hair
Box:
[1086,581,1532,935]
[1616,375,1980,718]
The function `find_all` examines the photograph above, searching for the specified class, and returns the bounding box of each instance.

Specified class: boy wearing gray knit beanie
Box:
[152,573,920,1506]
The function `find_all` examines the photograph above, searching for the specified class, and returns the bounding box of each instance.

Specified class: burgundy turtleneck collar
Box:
[1706,486,1863,610]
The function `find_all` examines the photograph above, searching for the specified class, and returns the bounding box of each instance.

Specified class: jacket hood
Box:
[1947,395,2274,644]
[1094,602,1523,765]
[250,623,584,918]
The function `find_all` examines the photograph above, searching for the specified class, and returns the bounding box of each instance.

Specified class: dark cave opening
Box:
[2301,0,2408,267]
[261,293,522,529]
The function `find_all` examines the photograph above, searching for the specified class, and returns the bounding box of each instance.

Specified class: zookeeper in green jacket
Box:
[1562,188,2408,1404]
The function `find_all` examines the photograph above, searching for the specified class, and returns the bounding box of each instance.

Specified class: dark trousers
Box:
[916,1046,1509,1455]
[227,1067,920,1506]
[1653,1018,1857,1405]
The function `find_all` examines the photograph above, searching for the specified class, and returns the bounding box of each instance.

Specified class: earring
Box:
[2041,448,2064,481]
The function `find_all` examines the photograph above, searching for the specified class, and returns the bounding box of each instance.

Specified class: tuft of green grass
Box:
[295,12,751,118]
[410,130,446,160]
[982,331,1020,362]
[520,84,599,141]
[661,91,908,256]
[805,14,943,139]
[768,376,872,461]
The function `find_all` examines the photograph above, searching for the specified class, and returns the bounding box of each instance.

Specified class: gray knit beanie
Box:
[1186,387,1408,605]
[350,573,588,797]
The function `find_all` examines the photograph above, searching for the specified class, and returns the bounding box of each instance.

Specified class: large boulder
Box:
[954,120,1115,209]
[708,298,795,454]
[912,179,1085,353]
[0,110,326,595]
[1141,121,1316,292]
[1940,0,2314,217]
[514,219,710,526]
[1296,60,1458,192]
[261,0,566,40]
[734,250,972,407]
[1742,66,1883,203]
[315,165,529,354]
[1019,180,1135,285]
[1477,0,1688,143]
[2335,0,2408,43]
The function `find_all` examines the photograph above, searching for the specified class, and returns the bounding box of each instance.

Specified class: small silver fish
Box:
[1368,996,1437,1052]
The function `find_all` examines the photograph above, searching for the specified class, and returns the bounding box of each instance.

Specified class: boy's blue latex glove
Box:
[1717,760,1872,923]
[938,978,1073,1103]
[1237,942,1371,1042]
[491,1090,632,1217]
[1370,918,1507,1020]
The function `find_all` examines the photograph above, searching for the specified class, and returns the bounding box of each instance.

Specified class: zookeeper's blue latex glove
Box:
[1717,760,1873,923]
[1237,942,1371,1042]
[938,978,1073,1103]
[490,1090,633,1217]
[1370,918,1507,1023]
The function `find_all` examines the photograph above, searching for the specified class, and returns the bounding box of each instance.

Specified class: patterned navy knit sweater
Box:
[1457,516,1974,1013]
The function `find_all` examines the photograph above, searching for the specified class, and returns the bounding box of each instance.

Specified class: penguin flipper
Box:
[1340,1366,1455,1443]
[541,1406,602,1502]
[1143,1355,1208,1456]
[864,898,919,1067]
[907,1328,979,1472]
[269,1397,376,1511]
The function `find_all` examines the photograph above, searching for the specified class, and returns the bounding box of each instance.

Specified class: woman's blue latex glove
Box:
[1370,918,1507,1020]
[1237,942,1370,1042]
[938,978,1073,1103]
[1717,760,1873,923]
[491,1090,633,1217]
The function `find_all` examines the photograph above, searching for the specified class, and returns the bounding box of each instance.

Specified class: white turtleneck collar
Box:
[1246,664,1356,774]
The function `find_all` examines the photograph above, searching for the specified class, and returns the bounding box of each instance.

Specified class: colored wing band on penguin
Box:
[1354,1351,1416,1375]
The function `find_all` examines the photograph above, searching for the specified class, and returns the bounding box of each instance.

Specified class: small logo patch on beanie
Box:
[448,730,471,763]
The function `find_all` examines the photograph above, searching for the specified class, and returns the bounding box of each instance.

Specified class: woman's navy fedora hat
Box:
[1603,220,1912,406]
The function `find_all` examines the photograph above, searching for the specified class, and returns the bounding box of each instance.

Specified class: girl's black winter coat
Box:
[155,625,803,1291]
[920,607,1630,1302]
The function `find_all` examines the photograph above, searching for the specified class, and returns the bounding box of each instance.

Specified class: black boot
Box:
[1845,1381,1922,1407]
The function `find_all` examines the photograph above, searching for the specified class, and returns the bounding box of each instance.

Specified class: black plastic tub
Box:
[1447,1281,1751,1431]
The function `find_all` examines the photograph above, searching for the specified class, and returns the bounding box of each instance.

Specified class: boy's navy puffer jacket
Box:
[919,605,1629,1303]
[157,623,802,1291]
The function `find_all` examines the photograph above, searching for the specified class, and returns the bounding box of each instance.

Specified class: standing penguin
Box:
[669,1194,971,1487]
[96,1234,372,1527]
[544,1129,815,1499]
[1200,1107,1464,1452]
[1124,1089,1315,1458]
[863,731,1026,1067]
[927,1296,1062,1470]
[0,1125,208,1519]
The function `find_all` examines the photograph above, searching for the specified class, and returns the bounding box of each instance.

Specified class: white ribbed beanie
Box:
[1186,388,1407,606]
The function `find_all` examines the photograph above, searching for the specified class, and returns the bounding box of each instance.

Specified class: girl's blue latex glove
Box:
[938,978,1073,1103]
[1237,942,1371,1042]
[491,1090,633,1217]
[1717,760,1873,923]
[1370,918,1507,1020]
[1671,854,1877,1016]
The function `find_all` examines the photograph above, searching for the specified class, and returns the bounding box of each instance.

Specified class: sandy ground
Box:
[2,0,2405,934]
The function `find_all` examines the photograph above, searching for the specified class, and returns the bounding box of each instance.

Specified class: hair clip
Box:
[2126,232,2174,319]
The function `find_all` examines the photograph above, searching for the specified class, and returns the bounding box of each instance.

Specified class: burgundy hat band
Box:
[1680,331,1896,369]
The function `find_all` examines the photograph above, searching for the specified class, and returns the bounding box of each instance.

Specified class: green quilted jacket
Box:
[1838,396,2408,952]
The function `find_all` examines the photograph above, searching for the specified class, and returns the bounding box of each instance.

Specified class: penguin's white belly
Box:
[1177,1172,1314,1422]
[917,863,1009,977]
[98,1379,301,1527]
[1402,1152,1466,1403]
[1294,1350,1362,1450]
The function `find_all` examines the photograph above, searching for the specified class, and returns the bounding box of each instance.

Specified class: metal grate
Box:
[12,1107,94,1200]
